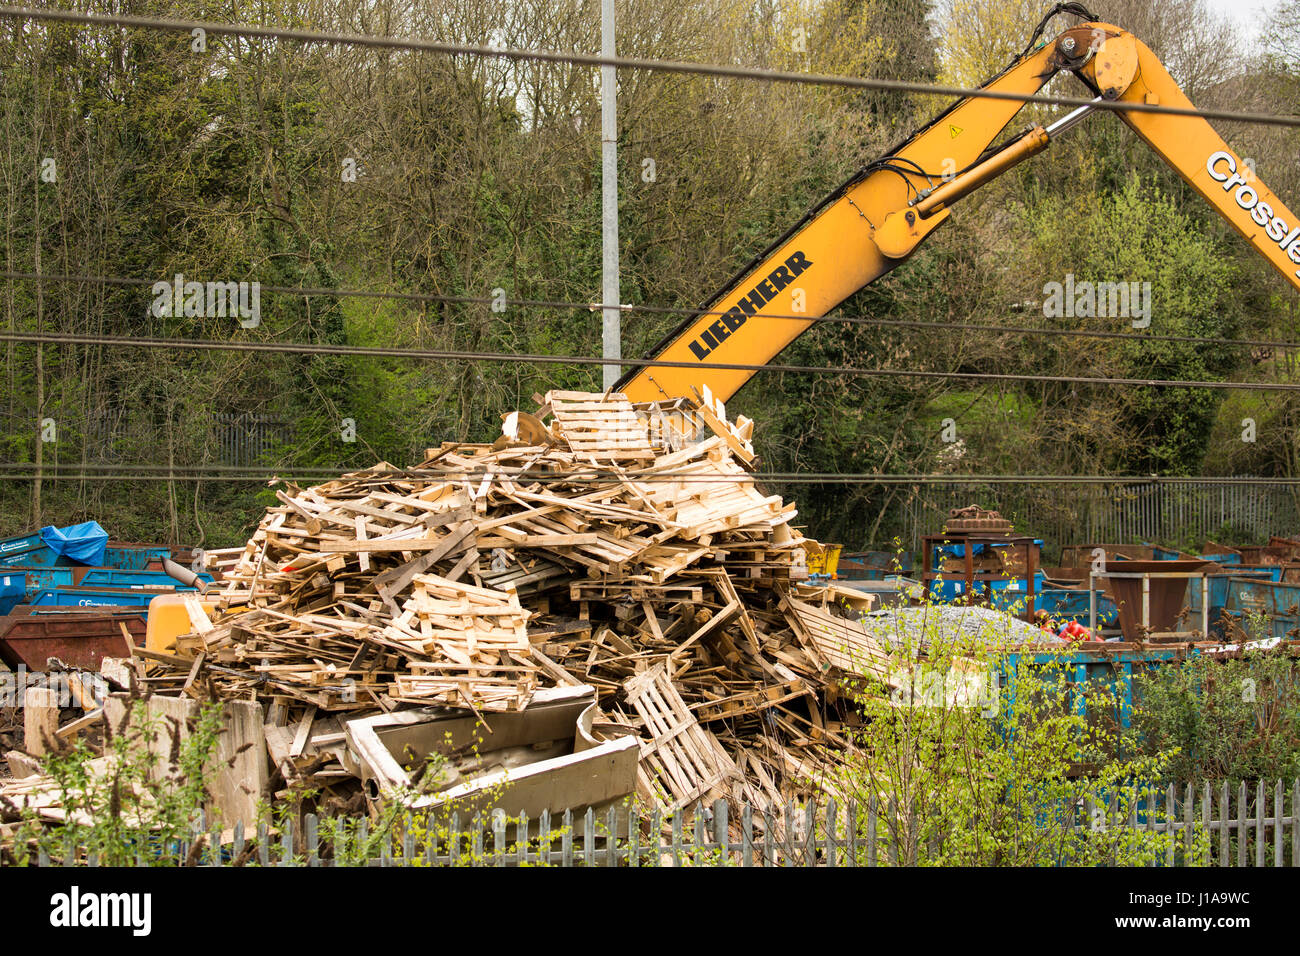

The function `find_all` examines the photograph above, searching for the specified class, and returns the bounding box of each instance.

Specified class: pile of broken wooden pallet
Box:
[140,390,891,817]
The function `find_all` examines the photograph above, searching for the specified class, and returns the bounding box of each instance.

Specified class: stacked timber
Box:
[141,391,884,817]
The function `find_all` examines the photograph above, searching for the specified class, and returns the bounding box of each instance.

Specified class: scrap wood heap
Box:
[138,391,888,815]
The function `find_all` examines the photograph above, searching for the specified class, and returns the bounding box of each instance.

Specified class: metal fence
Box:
[82,405,151,463]
[32,779,1300,866]
[211,412,288,467]
[56,410,288,467]
[901,481,1300,554]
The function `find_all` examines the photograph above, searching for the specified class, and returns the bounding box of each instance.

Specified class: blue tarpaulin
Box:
[39,521,109,566]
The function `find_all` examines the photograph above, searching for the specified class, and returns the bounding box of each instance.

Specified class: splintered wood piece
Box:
[691,388,756,467]
[23,687,60,758]
[184,594,214,636]
[354,516,371,573]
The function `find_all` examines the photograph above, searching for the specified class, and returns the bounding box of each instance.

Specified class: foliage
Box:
[933,0,1051,88]
[0,0,1296,557]
[1127,642,1300,783]
[4,700,224,866]
[1263,0,1300,71]
[1014,175,1242,476]
[836,601,1206,865]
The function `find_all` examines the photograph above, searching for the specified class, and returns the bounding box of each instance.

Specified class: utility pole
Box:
[600,0,620,390]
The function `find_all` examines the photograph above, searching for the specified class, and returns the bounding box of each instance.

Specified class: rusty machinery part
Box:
[943,505,1013,534]
[1050,24,1138,100]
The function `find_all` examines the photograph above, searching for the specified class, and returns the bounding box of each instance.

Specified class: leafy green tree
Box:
[837,606,1201,865]
[1016,175,1244,475]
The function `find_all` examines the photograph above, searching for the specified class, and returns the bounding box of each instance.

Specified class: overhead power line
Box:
[1,328,1297,393]
[3,12,1293,505]
[2,7,1300,128]
[0,465,1296,486]
[5,270,1300,353]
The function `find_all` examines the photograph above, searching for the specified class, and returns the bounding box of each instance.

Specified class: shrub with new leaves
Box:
[835,601,1205,866]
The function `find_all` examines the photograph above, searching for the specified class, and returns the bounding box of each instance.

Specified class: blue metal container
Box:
[1002,644,1191,729]
[1187,569,1275,639]
[860,550,914,572]
[839,550,914,580]
[997,644,1210,834]
[929,539,1045,603]
[8,567,76,593]
[982,573,1048,611]
[102,545,172,570]
[0,566,211,599]
[0,530,172,570]
[1244,564,1285,583]
[79,568,212,590]
[932,570,1047,604]
[1029,587,1120,627]
[0,542,68,568]
[27,587,170,609]
[0,531,51,564]
[0,572,25,615]
[1222,577,1300,640]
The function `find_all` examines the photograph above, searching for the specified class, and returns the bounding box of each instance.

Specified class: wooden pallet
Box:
[781,594,894,682]
[546,390,656,461]
[623,662,744,812]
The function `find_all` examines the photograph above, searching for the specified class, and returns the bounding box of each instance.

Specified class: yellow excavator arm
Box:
[616,10,1300,406]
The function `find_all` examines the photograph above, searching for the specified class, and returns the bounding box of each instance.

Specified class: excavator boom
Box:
[1092,25,1300,287]
[616,12,1300,406]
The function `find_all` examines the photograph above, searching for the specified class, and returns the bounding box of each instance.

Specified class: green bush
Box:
[1128,645,1300,783]
[3,701,223,866]
[835,605,1203,866]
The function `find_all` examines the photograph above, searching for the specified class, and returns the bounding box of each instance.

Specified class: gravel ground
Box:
[859,604,1062,650]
